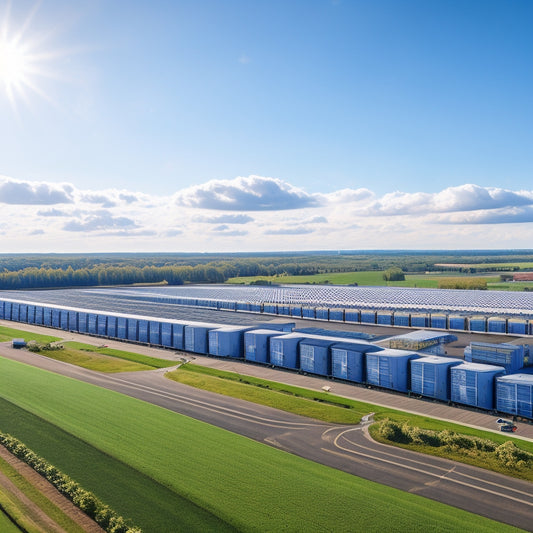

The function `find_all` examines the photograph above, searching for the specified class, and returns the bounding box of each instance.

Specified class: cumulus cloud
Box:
[37,208,70,217]
[362,184,533,217]
[175,175,320,211]
[197,214,254,224]
[63,213,138,232]
[444,206,533,225]
[264,227,314,235]
[213,229,248,237]
[0,177,73,205]
[119,193,139,203]
[322,188,374,204]
[81,193,116,208]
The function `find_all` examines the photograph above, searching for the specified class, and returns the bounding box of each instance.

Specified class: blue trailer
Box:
[450,363,505,410]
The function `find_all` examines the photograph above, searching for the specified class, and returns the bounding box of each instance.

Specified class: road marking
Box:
[328,428,533,507]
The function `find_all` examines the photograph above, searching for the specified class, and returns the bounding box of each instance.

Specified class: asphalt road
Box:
[1,344,532,531]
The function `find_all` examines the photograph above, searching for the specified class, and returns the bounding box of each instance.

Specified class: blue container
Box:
[138,320,149,342]
[411,313,429,328]
[345,309,360,323]
[393,312,410,327]
[365,349,419,392]
[67,311,77,331]
[172,323,185,349]
[329,308,344,322]
[430,314,447,330]
[250,303,262,313]
[60,310,69,330]
[449,316,467,331]
[496,374,533,419]
[263,304,278,314]
[208,326,251,357]
[27,305,36,324]
[149,321,161,344]
[117,317,128,339]
[410,356,462,401]
[4,301,12,320]
[236,302,250,312]
[43,308,52,327]
[360,310,376,324]
[302,307,316,319]
[465,342,524,373]
[290,306,302,318]
[377,311,393,325]
[315,308,329,321]
[278,305,291,316]
[450,363,505,410]
[97,315,108,336]
[469,316,487,332]
[34,306,44,325]
[52,309,61,328]
[508,319,528,335]
[78,312,87,333]
[19,304,28,322]
[269,333,304,369]
[487,317,507,334]
[0,301,4,320]
[10,302,19,321]
[127,318,138,341]
[87,313,98,334]
[244,329,283,363]
[299,338,335,376]
[331,343,365,382]
[161,322,173,347]
[185,323,218,354]
[107,315,117,338]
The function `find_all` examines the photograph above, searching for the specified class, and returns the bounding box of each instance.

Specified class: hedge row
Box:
[377,419,533,469]
[0,432,141,533]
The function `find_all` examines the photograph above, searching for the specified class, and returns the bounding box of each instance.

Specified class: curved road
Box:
[1,345,532,531]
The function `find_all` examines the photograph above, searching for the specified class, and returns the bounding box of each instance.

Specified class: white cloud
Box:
[1,172,533,252]
[0,177,73,205]
[175,175,320,211]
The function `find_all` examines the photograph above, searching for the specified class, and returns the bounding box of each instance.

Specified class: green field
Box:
[0,356,517,532]
[226,271,503,288]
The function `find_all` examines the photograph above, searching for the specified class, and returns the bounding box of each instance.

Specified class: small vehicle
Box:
[500,424,518,432]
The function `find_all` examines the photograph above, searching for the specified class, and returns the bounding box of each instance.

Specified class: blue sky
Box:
[1,0,532,252]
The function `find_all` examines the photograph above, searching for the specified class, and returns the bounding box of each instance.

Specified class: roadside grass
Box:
[0,325,61,344]
[0,454,85,533]
[166,364,533,461]
[369,421,533,482]
[32,343,156,373]
[63,341,177,369]
[0,356,514,533]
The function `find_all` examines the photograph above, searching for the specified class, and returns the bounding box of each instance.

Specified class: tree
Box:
[383,267,405,282]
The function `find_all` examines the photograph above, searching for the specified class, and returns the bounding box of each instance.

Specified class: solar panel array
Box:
[1,284,533,316]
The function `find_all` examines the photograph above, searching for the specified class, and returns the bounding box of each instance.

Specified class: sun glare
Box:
[0,38,31,97]
[0,1,62,110]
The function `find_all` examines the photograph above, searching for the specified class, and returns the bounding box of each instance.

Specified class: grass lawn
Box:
[0,506,23,533]
[0,325,61,344]
[0,356,515,533]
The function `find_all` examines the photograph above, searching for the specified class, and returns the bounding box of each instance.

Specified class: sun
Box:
[0,1,61,110]
[0,37,32,102]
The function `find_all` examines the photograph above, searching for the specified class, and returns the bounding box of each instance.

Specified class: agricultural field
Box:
[0,356,514,532]
[226,271,505,288]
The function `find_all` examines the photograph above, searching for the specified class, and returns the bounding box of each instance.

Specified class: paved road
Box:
[1,344,532,530]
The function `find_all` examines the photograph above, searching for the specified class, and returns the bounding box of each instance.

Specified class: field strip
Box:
[329,429,533,506]
[92,371,328,429]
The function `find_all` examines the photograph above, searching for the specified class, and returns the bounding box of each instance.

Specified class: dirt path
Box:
[0,446,105,533]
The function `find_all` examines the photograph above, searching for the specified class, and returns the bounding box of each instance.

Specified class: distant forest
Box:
[0,250,532,290]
